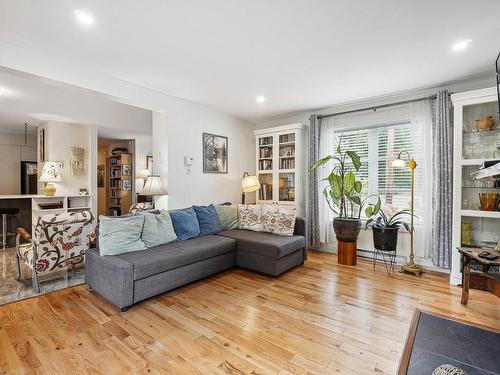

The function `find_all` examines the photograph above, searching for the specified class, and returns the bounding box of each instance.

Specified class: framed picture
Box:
[203,133,228,173]
[39,128,45,162]
[122,179,131,191]
[122,164,131,176]
[97,165,105,187]
[146,155,153,174]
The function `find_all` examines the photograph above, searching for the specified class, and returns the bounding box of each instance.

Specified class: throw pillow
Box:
[261,204,296,236]
[215,204,239,230]
[169,207,201,240]
[139,210,177,247]
[193,204,221,235]
[98,215,147,256]
[238,204,263,232]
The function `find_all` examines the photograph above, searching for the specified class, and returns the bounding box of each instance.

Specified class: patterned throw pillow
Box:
[238,204,263,232]
[261,204,296,236]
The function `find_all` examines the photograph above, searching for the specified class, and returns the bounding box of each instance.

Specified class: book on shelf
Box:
[259,147,272,158]
[259,160,273,170]
[259,137,273,146]
[280,158,295,169]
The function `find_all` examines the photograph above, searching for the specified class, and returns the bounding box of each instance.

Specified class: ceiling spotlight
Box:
[256,95,266,103]
[73,9,95,25]
[451,38,472,52]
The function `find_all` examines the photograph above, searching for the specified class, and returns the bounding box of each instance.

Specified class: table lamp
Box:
[39,162,62,196]
[241,172,260,204]
[392,150,422,276]
[139,175,168,208]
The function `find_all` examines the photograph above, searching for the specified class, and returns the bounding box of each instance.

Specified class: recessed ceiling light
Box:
[256,95,266,103]
[73,9,94,26]
[451,38,472,52]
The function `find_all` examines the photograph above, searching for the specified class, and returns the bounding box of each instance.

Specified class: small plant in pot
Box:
[309,136,380,243]
[364,208,414,252]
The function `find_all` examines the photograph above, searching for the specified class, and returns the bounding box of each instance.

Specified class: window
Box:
[331,122,425,221]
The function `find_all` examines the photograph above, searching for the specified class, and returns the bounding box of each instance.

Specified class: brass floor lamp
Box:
[392,150,422,276]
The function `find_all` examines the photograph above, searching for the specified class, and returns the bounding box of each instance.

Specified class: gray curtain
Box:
[431,90,453,268]
[308,115,321,247]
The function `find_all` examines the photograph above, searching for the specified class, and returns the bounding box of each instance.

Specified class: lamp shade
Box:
[139,175,168,195]
[392,158,406,168]
[39,162,62,182]
[241,175,260,193]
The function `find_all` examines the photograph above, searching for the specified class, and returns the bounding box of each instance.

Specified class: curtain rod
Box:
[315,93,443,120]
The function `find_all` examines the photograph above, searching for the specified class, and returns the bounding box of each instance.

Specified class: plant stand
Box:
[373,249,397,275]
[338,240,357,265]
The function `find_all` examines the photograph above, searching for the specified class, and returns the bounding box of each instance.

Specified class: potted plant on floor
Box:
[310,136,380,264]
[364,208,414,252]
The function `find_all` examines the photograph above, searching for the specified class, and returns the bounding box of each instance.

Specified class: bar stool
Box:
[1,208,20,249]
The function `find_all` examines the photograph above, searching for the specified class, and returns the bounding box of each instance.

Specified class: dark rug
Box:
[398,310,500,375]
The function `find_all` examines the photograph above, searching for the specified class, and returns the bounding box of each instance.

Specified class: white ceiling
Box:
[1,0,499,122]
[0,67,152,135]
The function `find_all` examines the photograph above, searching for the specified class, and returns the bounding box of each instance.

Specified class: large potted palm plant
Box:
[310,136,380,250]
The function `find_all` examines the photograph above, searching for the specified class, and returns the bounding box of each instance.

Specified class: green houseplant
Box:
[309,136,380,243]
[364,208,414,252]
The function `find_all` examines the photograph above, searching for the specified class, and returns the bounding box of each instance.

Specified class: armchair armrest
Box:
[294,217,306,237]
[16,227,31,241]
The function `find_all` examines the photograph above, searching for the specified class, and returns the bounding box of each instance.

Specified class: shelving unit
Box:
[254,123,305,216]
[105,153,133,216]
[451,87,500,286]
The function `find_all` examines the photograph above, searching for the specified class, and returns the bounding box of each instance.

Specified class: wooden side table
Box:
[457,247,500,306]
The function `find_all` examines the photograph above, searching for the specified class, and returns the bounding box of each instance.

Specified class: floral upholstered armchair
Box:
[15,210,94,293]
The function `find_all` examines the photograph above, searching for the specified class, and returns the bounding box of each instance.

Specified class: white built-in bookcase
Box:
[254,123,306,217]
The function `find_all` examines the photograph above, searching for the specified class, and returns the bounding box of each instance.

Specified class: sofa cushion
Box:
[115,235,236,280]
[139,210,177,247]
[217,229,305,259]
[98,215,147,256]
[169,207,200,240]
[193,204,221,235]
[215,204,239,230]
[261,204,296,236]
[238,204,262,232]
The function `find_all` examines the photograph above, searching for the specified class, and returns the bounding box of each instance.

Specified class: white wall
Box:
[0,46,256,210]
[41,121,91,196]
[153,103,255,210]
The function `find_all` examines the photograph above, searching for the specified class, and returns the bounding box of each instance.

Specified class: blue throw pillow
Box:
[193,204,221,235]
[169,207,200,240]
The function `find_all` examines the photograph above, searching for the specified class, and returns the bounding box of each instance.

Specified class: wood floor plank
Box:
[1,251,499,375]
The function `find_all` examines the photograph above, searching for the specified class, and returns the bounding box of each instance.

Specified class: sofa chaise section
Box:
[217,217,307,277]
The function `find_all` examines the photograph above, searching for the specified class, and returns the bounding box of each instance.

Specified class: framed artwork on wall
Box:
[39,128,45,162]
[122,164,131,176]
[97,165,105,187]
[122,179,131,191]
[146,155,153,174]
[203,133,228,174]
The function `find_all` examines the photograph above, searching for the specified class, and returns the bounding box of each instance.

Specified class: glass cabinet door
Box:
[278,132,296,170]
[462,101,500,160]
[278,172,295,202]
[258,136,273,171]
[258,173,273,201]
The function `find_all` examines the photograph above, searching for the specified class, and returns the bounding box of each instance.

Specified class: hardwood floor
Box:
[0,251,499,375]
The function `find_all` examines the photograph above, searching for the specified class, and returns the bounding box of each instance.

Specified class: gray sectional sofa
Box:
[85,217,306,311]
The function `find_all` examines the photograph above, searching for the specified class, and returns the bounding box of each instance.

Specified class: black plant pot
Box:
[333,218,362,243]
[372,227,399,252]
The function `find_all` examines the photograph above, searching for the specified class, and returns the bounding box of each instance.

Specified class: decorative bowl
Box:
[478,193,499,211]
[475,116,496,131]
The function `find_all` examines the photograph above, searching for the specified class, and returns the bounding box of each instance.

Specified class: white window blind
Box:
[332,122,425,221]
